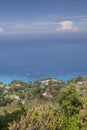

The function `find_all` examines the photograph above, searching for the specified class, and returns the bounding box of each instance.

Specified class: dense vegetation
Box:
[0,76,87,130]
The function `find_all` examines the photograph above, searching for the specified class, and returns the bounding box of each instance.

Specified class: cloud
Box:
[0,28,5,33]
[56,21,78,32]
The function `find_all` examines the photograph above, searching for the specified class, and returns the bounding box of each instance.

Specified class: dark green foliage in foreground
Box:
[59,84,82,117]
[59,84,82,130]
[0,77,87,130]
[0,107,26,130]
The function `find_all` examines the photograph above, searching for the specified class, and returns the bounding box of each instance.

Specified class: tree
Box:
[59,84,82,129]
[59,84,82,117]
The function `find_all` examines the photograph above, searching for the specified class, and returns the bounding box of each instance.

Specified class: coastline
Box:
[0,73,87,84]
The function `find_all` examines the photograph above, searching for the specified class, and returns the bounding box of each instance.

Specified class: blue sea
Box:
[0,36,87,84]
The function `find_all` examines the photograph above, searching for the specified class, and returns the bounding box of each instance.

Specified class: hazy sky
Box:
[0,0,87,37]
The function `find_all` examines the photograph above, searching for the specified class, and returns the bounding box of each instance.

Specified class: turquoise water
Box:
[0,37,87,84]
[0,73,87,84]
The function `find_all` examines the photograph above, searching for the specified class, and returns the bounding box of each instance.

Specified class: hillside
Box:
[0,76,87,130]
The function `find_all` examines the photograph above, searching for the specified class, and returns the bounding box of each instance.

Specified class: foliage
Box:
[8,106,63,130]
[59,84,82,117]
[0,107,26,130]
[0,77,87,129]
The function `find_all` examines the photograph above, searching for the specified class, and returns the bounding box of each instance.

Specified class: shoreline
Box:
[0,74,87,84]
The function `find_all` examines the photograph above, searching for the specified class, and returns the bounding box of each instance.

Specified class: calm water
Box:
[0,37,87,83]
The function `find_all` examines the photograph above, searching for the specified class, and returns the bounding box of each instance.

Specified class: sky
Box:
[0,0,87,37]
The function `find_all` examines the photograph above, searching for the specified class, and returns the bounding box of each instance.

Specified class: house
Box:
[0,84,4,88]
[41,78,61,85]
[77,81,83,85]
[41,79,50,85]
[6,85,9,89]
[14,96,19,100]
[42,92,52,98]
[15,83,21,87]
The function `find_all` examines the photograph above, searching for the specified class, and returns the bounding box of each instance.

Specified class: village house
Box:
[42,92,52,98]
[41,78,61,85]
